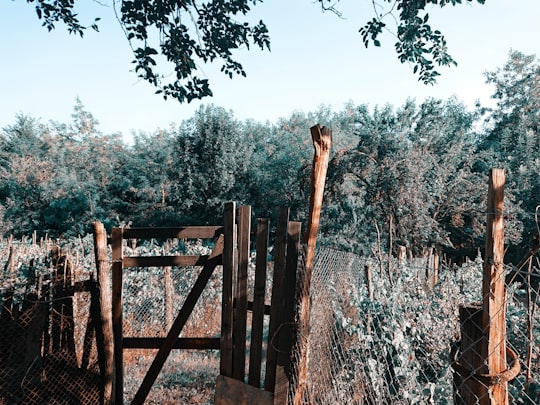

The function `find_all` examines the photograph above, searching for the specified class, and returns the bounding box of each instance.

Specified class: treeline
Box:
[1,51,538,263]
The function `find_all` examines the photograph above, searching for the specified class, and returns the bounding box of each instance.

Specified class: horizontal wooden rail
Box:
[123,255,213,268]
[121,226,223,240]
[123,337,220,350]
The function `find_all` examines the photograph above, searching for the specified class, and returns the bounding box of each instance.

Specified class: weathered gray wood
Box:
[249,218,270,388]
[220,202,236,378]
[265,207,289,392]
[233,205,251,381]
[215,375,274,405]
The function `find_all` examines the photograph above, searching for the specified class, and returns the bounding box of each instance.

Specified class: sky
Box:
[0,0,539,142]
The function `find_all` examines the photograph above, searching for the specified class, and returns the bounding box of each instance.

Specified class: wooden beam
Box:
[111,227,124,405]
[220,202,236,378]
[121,226,223,240]
[264,207,289,392]
[274,221,302,403]
[123,337,220,350]
[233,205,251,381]
[122,255,212,268]
[249,218,270,388]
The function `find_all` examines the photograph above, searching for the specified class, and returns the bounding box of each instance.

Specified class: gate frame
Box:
[111,222,230,405]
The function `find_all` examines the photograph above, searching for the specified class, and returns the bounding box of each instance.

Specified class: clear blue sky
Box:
[1,0,539,141]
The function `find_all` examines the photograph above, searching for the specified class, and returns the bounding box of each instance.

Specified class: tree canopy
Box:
[25,0,485,102]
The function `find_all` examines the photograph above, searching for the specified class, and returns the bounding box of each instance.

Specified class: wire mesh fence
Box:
[288,245,540,404]
[0,236,101,405]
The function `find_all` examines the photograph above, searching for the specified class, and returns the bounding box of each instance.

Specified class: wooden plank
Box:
[233,205,251,381]
[264,207,289,392]
[93,222,114,405]
[131,235,224,405]
[111,227,124,405]
[481,168,508,404]
[122,255,211,268]
[123,337,220,350]
[274,221,302,403]
[215,375,274,405]
[248,218,270,388]
[220,202,236,377]
[122,226,223,240]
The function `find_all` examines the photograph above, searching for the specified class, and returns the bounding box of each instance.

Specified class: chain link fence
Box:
[288,246,540,404]
[119,240,222,404]
[0,236,101,405]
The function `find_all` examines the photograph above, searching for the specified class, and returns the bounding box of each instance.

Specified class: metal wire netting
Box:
[288,246,540,404]
[0,236,101,405]
[119,240,222,404]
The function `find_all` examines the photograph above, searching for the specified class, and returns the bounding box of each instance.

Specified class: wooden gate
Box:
[111,221,228,404]
[111,202,300,404]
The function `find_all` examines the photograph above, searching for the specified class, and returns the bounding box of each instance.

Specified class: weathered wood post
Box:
[293,124,332,405]
[92,222,114,405]
[482,168,509,404]
[453,169,519,404]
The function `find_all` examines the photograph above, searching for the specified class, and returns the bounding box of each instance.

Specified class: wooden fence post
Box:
[481,168,509,404]
[293,124,332,405]
[453,169,519,404]
[93,222,114,405]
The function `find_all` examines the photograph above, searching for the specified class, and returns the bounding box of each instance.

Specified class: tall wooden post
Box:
[454,169,519,404]
[293,125,332,405]
[481,168,508,404]
[93,222,114,405]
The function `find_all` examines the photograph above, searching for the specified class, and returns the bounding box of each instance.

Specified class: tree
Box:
[479,50,539,259]
[24,0,485,102]
[321,98,504,260]
[168,105,254,224]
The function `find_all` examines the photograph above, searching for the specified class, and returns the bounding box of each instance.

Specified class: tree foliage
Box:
[24,0,485,102]
[1,51,537,265]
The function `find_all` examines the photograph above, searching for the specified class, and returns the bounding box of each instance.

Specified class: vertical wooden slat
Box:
[264,207,289,392]
[233,205,251,381]
[481,168,508,404]
[111,227,124,405]
[220,202,236,377]
[274,221,302,403]
[248,218,270,388]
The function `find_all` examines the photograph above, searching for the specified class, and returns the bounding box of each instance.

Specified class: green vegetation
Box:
[1,51,538,264]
